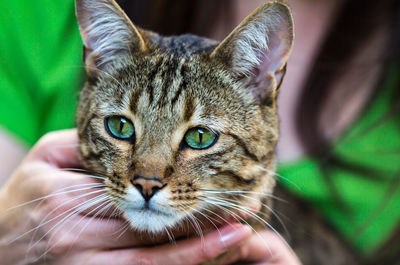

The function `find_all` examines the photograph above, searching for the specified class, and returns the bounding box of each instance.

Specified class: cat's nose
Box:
[130,175,165,201]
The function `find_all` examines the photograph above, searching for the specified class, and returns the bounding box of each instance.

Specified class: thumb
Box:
[239,230,302,264]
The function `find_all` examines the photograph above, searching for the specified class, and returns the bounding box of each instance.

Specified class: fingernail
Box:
[219,224,251,249]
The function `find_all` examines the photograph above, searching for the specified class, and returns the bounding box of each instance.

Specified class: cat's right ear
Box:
[75,0,147,76]
[210,2,294,106]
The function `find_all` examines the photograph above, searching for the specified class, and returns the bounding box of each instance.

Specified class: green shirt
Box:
[0,0,84,146]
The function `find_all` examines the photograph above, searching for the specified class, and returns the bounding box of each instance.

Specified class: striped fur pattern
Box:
[76,0,292,234]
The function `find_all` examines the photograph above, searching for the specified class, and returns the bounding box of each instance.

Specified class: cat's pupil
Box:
[106,116,135,140]
[120,119,125,132]
[184,127,217,150]
[198,129,203,143]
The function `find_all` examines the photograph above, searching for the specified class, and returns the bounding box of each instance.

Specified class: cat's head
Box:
[76,0,293,233]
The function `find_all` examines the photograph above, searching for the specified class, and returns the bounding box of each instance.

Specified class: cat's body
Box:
[75,0,359,264]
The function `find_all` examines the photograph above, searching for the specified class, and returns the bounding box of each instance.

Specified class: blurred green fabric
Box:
[0,0,84,146]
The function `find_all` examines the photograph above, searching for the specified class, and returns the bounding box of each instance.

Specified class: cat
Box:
[75,0,360,264]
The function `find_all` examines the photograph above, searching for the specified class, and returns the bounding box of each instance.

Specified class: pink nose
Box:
[131,175,165,201]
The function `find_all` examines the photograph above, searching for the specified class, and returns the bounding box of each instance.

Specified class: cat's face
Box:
[76,0,293,233]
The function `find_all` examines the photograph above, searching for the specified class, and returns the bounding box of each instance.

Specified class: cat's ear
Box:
[210,2,294,105]
[75,0,147,75]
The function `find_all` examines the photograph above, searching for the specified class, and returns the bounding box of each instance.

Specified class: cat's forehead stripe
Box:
[155,57,180,107]
[183,95,195,122]
[146,57,164,105]
[129,86,143,114]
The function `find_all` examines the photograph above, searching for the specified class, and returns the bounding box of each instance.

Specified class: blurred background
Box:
[0,0,399,264]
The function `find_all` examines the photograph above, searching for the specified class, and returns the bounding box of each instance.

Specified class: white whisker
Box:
[255,166,301,190]
[114,221,131,239]
[211,193,290,239]
[163,226,176,244]
[7,183,105,211]
[199,198,274,256]
[68,200,113,245]
[185,204,228,242]
[9,189,106,245]
[184,212,205,246]
[27,193,109,253]
[204,196,291,250]
[60,168,107,181]
[36,197,112,262]
[200,189,286,203]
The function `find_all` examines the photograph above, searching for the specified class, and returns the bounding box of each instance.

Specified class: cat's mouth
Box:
[125,204,173,217]
[121,205,183,233]
[116,187,185,233]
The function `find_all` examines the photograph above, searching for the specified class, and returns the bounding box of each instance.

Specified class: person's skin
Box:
[0,129,301,264]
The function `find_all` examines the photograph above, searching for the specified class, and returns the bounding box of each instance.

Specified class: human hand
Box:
[138,226,302,265]
[0,129,257,264]
[219,229,302,265]
[0,129,134,264]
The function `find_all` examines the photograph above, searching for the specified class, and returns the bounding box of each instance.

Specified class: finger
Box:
[28,129,82,168]
[238,230,302,265]
[139,223,252,265]
[78,224,252,265]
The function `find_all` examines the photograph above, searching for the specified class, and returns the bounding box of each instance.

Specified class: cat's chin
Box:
[123,208,183,233]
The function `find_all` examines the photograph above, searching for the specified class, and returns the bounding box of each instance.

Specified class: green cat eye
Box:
[105,116,135,140]
[184,127,218,150]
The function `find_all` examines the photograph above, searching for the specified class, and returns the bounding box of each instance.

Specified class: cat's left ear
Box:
[75,0,147,76]
[210,2,294,105]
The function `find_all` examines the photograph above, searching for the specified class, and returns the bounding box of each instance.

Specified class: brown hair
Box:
[296,1,400,263]
[296,0,400,156]
[117,0,233,37]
